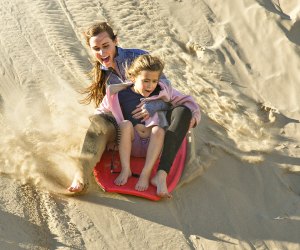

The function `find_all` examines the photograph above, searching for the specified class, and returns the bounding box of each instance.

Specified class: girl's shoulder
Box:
[158,81,170,90]
[108,82,133,95]
[120,47,148,55]
[117,47,148,61]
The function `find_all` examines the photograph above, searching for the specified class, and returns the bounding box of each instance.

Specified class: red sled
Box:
[94,138,187,201]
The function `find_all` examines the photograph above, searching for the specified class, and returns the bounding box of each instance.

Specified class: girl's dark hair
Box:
[80,22,117,107]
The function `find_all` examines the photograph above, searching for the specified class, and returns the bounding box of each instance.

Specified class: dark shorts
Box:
[131,129,150,157]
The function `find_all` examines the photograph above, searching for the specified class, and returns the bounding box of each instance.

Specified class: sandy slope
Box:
[0,0,299,249]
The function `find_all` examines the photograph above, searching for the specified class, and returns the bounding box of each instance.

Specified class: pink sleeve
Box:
[94,95,111,115]
[169,87,201,125]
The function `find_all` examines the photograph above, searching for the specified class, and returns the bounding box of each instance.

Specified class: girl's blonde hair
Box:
[80,22,117,107]
[126,54,164,81]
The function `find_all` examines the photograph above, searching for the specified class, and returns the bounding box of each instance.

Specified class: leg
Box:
[151,106,192,197]
[135,126,165,191]
[68,115,116,193]
[114,120,134,185]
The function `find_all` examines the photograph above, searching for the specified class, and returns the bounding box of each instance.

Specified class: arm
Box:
[169,87,201,126]
[160,73,171,87]
[94,95,111,115]
[143,100,172,116]
[131,99,171,122]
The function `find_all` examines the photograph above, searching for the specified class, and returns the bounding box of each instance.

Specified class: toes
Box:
[114,178,123,186]
[158,192,172,198]
[120,179,126,185]
[68,183,84,193]
[114,178,119,185]
[114,174,130,186]
[135,183,148,191]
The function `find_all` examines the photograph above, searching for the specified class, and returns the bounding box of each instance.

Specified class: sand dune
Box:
[0,0,299,249]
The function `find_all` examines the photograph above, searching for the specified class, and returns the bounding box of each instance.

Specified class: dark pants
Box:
[157,105,192,173]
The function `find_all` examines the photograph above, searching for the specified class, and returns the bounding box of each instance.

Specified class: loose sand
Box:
[0,0,299,249]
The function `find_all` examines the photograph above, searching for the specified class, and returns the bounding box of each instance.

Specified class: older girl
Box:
[68,22,200,197]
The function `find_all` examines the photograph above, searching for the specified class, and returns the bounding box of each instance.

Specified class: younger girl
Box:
[96,54,200,196]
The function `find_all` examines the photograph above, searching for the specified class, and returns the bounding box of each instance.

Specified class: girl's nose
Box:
[97,50,104,56]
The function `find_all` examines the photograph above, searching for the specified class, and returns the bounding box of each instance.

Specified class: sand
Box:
[0,0,300,249]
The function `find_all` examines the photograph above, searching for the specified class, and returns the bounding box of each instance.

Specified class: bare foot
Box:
[151,170,172,198]
[135,170,151,191]
[68,173,86,193]
[114,168,132,186]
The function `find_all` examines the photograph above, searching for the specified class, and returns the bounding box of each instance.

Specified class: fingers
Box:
[132,108,149,120]
[141,114,150,122]
[189,118,196,129]
[131,107,141,115]
[136,102,143,108]
[134,111,149,120]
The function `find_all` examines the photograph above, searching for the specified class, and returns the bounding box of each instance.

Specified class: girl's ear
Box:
[130,76,135,82]
[114,37,118,45]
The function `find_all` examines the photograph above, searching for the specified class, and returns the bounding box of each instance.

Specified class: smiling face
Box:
[89,31,117,69]
[132,70,160,97]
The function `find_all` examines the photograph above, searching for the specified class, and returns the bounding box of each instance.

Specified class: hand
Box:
[132,103,150,122]
[189,117,196,129]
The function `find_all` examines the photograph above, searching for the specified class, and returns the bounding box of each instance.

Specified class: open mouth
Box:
[101,56,110,64]
[143,90,152,96]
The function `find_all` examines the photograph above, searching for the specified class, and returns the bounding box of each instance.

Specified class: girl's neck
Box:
[131,84,137,93]
[131,85,141,95]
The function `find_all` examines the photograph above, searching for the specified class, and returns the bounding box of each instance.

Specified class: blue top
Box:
[118,85,161,126]
[102,47,147,84]
[101,46,171,115]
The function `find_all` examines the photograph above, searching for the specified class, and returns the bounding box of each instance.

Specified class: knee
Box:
[88,114,111,135]
[119,120,133,131]
[177,106,192,120]
[169,106,192,130]
[152,126,165,138]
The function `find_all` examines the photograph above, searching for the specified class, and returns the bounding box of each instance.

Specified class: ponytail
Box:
[79,61,106,107]
[80,21,117,107]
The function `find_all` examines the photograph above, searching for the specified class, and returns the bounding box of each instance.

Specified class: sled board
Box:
[94,138,187,201]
